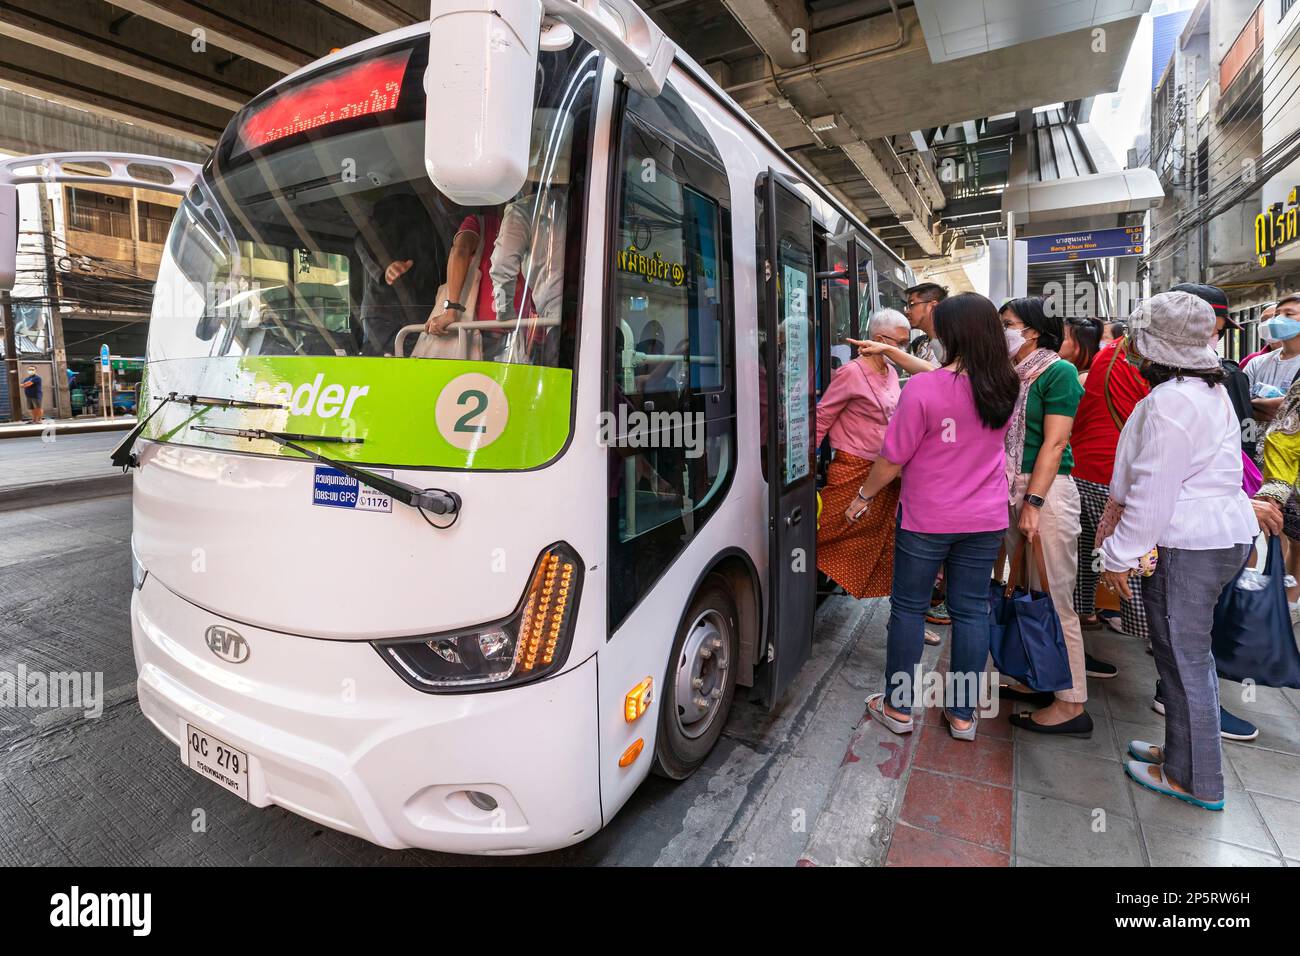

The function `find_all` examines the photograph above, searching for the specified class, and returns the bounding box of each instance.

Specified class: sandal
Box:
[942,709,977,741]
[1124,759,1223,811]
[1127,740,1164,764]
[924,629,942,646]
[865,693,913,735]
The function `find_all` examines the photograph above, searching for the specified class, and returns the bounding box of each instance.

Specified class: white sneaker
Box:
[1286,575,1297,589]
[1291,602,1300,626]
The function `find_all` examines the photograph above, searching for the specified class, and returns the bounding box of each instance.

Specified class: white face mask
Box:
[1004,327,1025,356]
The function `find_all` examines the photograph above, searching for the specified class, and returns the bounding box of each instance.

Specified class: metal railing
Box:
[137,216,171,244]
[67,206,132,240]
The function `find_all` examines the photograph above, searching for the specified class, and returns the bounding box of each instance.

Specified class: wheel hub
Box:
[675,609,730,739]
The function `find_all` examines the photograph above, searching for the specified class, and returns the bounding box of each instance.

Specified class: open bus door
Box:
[757,171,817,709]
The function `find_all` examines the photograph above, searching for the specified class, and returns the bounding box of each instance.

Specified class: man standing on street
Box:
[20,365,43,423]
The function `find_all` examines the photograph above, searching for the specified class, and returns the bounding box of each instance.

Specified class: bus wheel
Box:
[651,575,739,780]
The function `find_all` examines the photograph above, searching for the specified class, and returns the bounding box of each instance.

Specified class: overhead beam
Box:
[102,0,367,74]
[314,0,416,34]
[719,0,810,69]
[0,87,208,160]
[0,37,227,143]
[840,138,941,255]
[0,4,257,112]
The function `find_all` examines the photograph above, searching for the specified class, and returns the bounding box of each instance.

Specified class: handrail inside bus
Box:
[393,317,561,359]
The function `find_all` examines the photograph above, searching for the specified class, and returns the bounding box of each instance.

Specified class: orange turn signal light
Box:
[619,739,644,767]
[625,677,653,722]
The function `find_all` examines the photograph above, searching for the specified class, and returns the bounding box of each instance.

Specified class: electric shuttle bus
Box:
[0,0,912,854]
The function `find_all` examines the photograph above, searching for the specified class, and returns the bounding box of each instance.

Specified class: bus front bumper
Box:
[130,576,602,855]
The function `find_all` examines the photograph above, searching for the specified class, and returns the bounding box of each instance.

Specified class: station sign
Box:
[99,344,110,369]
[1256,186,1299,268]
[1025,226,1145,264]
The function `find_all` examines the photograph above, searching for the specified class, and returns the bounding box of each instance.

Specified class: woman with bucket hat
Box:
[1099,291,1259,810]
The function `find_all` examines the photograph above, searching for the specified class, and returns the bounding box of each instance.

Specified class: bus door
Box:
[758,171,817,709]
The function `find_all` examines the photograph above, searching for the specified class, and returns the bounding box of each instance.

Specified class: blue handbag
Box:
[1212,535,1300,689]
[988,538,1074,692]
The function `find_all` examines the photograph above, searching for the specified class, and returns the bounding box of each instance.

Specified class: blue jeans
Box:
[884,526,1004,720]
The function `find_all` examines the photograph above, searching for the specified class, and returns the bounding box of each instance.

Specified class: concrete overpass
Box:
[0,0,1155,265]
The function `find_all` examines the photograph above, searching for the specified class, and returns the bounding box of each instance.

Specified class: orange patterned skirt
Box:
[817,451,900,599]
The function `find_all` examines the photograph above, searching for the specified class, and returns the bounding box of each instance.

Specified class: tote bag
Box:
[1212,534,1300,689]
[988,537,1074,692]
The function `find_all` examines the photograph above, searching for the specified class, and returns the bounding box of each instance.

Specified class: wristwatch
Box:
[1024,493,1046,509]
[441,300,466,313]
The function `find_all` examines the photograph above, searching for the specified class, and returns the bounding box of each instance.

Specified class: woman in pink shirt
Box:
[815,309,910,598]
[849,294,1020,740]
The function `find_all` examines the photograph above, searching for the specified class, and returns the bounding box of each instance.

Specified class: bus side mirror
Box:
[424,0,542,206]
[424,0,675,206]
[0,184,17,292]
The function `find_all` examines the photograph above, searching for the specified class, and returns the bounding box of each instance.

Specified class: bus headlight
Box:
[374,543,584,692]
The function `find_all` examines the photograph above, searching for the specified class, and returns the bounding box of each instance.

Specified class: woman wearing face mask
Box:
[998,297,1091,735]
[1253,295,1300,615]
[1238,304,1277,369]
[1243,301,1300,426]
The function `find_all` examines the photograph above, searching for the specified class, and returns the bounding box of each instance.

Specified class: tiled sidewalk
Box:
[880,627,1300,866]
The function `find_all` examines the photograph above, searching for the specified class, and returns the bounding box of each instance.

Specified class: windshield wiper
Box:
[191,426,462,520]
[110,392,285,469]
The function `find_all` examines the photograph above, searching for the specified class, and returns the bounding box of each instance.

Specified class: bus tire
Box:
[651,574,739,780]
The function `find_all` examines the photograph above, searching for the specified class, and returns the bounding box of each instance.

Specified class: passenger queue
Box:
[814,282,1300,813]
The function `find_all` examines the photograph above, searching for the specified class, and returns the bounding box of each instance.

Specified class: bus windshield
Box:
[149,38,597,370]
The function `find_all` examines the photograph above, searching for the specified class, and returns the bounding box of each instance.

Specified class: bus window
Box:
[854,241,873,338]
[607,87,734,630]
[824,235,851,374]
[148,38,597,368]
[876,268,908,316]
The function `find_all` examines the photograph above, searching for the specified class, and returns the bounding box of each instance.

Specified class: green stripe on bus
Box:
[140,356,572,470]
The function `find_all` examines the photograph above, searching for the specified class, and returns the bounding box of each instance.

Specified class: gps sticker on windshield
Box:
[312,466,392,513]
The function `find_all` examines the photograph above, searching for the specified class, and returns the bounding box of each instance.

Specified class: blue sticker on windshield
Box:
[312,466,392,513]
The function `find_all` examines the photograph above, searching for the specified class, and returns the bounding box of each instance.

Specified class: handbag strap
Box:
[1102,344,1126,431]
[1004,535,1052,597]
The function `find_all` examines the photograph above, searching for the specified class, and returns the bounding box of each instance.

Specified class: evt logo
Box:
[204,625,250,664]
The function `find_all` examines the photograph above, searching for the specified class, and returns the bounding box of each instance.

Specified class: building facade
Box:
[1145,0,1300,357]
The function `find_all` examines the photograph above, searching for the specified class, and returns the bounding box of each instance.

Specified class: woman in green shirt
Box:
[999,297,1090,736]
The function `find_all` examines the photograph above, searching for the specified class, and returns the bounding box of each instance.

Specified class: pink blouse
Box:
[815,359,900,461]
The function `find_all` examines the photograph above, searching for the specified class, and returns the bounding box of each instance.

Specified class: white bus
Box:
[0,0,911,854]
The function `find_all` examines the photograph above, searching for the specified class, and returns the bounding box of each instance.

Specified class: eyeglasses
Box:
[878,333,910,347]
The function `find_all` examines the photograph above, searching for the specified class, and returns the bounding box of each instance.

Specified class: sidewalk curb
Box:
[0,474,132,511]
[797,602,918,867]
[0,420,134,439]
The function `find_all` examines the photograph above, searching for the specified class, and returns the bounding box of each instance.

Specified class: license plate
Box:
[184,724,249,800]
